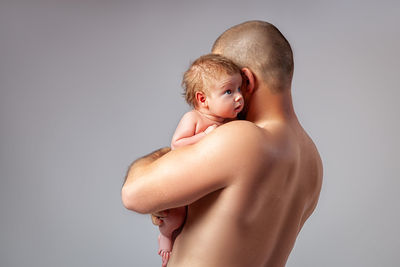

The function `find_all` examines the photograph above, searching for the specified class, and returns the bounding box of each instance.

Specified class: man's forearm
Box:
[123,147,171,185]
[121,147,171,211]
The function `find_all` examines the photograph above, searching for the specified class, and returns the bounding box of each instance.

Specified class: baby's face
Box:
[206,72,244,119]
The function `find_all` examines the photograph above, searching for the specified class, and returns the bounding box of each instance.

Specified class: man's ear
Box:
[241,68,255,94]
[195,91,207,108]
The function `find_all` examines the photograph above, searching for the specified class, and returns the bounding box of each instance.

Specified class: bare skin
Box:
[158,71,244,266]
[171,72,244,150]
[122,21,322,267]
[122,88,322,266]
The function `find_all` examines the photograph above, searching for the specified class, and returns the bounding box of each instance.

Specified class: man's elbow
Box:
[121,186,149,214]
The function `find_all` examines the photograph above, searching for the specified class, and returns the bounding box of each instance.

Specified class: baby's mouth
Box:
[235,105,243,112]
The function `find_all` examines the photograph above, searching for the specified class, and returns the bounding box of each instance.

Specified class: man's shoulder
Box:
[218,120,265,141]
[220,120,260,133]
[210,120,292,161]
[202,120,265,155]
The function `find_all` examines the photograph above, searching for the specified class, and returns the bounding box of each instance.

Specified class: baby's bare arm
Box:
[171,111,209,149]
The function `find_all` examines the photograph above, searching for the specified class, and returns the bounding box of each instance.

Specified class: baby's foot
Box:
[158,249,170,267]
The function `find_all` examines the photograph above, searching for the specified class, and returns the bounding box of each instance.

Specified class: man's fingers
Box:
[153,210,169,218]
[151,214,164,226]
[151,210,169,226]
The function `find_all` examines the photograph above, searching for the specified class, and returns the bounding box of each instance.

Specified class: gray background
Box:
[1,0,399,266]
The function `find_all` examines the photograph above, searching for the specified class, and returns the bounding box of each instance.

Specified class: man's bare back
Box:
[167,120,322,267]
[122,21,322,267]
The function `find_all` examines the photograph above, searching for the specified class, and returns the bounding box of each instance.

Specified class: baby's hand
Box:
[204,124,218,135]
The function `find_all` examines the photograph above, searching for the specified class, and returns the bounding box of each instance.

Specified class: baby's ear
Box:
[195,91,207,107]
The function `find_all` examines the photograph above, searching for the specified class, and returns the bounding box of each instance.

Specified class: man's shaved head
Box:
[212,21,293,92]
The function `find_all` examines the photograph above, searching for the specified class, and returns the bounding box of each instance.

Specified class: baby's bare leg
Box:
[158,206,187,267]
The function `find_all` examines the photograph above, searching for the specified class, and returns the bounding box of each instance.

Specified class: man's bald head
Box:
[212,21,293,92]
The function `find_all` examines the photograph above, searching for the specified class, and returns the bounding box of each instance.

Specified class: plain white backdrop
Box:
[1,1,399,266]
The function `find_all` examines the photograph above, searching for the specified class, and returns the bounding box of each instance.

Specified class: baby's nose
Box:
[235,93,243,102]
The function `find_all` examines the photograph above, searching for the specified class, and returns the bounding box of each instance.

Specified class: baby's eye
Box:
[238,86,241,92]
[225,90,232,95]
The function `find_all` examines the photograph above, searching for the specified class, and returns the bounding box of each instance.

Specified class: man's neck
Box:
[245,85,298,127]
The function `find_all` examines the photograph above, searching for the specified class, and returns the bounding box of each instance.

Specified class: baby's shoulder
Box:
[181,109,202,121]
[177,109,202,125]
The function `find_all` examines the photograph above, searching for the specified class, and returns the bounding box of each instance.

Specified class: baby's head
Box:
[182,53,244,119]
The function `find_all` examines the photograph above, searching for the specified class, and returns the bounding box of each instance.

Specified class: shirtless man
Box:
[122,20,323,267]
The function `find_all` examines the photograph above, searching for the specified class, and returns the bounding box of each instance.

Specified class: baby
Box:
[157,53,244,267]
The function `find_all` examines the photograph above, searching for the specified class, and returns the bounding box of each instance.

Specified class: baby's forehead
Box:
[205,70,241,83]
[204,71,242,92]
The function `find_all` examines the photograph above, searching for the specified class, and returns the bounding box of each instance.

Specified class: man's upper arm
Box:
[122,121,260,214]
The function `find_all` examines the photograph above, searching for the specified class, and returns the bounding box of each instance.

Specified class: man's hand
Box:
[151,210,169,226]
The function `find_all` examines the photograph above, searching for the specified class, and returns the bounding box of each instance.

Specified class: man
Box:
[122,20,323,267]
